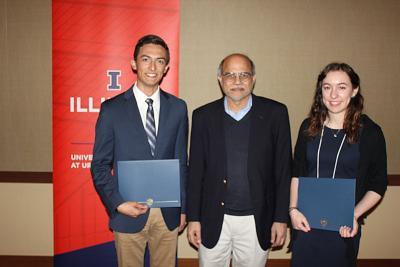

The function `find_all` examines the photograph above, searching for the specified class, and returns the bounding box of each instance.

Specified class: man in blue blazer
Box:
[187,54,292,267]
[91,35,188,267]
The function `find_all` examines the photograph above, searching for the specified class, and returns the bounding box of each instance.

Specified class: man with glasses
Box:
[187,53,292,267]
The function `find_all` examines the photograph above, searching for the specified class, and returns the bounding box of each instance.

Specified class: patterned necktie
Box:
[145,98,156,156]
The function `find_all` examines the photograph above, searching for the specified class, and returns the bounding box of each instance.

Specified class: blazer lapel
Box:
[211,99,227,172]
[154,90,171,158]
[123,88,152,154]
[248,95,264,177]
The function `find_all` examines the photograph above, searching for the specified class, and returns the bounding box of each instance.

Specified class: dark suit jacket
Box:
[91,86,188,233]
[187,95,292,250]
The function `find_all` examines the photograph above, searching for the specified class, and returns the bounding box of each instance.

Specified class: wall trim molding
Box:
[0,256,399,267]
[0,172,399,186]
[0,256,53,266]
[388,174,400,186]
[179,259,400,267]
[0,171,52,183]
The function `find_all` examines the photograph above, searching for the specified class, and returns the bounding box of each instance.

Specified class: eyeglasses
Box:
[222,72,253,82]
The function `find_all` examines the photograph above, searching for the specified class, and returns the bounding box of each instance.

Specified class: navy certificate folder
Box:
[117,159,181,208]
[298,177,355,231]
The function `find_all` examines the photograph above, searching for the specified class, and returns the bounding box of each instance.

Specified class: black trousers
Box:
[291,228,361,267]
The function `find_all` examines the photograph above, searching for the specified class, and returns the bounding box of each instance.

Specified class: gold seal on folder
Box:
[320,219,328,228]
[146,198,154,207]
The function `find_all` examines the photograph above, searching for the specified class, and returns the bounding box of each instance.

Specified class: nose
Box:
[234,74,241,84]
[149,60,156,71]
[330,88,338,98]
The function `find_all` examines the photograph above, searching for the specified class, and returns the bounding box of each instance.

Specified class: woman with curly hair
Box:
[289,63,387,267]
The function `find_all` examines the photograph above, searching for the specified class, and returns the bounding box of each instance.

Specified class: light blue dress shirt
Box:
[224,95,253,121]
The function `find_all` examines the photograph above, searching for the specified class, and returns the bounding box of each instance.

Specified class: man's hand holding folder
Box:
[117,201,148,218]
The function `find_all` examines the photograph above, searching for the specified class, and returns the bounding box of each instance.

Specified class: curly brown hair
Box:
[307,63,364,144]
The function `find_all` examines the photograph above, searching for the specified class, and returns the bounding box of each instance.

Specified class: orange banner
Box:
[53,0,179,264]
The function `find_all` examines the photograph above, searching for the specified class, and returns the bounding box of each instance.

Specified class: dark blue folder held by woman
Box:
[298,177,355,231]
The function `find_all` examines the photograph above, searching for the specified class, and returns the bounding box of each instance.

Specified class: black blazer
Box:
[91,87,188,233]
[187,95,292,250]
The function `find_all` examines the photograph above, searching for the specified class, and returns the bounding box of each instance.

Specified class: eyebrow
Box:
[322,82,349,86]
[140,55,166,60]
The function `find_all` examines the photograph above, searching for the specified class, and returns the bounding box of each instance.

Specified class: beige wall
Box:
[179,0,400,173]
[0,183,53,256]
[0,0,399,259]
[0,0,52,171]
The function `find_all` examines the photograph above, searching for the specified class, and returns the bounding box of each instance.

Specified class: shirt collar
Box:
[224,95,253,121]
[133,83,160,104]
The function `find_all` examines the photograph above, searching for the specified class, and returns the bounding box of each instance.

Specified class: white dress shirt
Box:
[133,84,160,135]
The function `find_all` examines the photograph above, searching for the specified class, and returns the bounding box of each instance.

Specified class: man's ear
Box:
[217,75,222,85]
[164,65,170,74]
[131,60,137,71]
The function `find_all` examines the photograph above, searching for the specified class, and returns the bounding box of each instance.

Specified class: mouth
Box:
[329,101,341,106]
[230,87,245,92]
[145,73,157,78]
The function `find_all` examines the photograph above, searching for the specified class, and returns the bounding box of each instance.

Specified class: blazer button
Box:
[221,202,225,206]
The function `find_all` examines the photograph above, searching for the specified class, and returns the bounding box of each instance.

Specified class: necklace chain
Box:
[332,128,341,137]
[326,120,342,137]
[317,126,347,178]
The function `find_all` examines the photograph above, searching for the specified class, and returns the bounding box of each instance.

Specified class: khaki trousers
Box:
[114,208,178,267]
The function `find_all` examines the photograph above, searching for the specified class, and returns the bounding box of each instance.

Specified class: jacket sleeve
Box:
[174,102,189,213]
[272,105,293,223]
[292,119,309,178]
[90,102,124,218]
[364,125,388,196]
[186,109,205,222]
